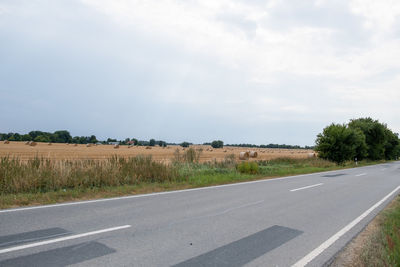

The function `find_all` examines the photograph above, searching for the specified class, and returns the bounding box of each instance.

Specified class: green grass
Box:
[356,196,400,266]
[0,155,389,209]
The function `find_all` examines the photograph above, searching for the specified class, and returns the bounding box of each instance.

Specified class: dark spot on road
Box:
[0,241,116,267]
[0,228,70,248]
[173,225,302,267]
[323,173,346,178]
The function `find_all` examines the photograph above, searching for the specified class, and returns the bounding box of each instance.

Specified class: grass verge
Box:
[0,154,388,209]
[331,195,400,267]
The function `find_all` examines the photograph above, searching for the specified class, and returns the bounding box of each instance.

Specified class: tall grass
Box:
[0,154,377,207]
[0,155,180,194]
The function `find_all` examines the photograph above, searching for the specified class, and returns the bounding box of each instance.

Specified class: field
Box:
[0,141,314,162]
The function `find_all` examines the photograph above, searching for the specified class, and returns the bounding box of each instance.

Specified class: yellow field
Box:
[0,141,314,163]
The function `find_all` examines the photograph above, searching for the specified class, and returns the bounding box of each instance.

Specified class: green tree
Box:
[149,139,156,146]
[211,140,224,148]
[21,134,32,141]
[315,123,365,164]
[54,130,72,143]
[89,135,98,144]
[384,130,400,160]
[348,118,387,160]
[34,135,50,143]
[180,142,190,148]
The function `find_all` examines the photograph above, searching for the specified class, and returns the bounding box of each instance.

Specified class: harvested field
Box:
[0,141,314,163]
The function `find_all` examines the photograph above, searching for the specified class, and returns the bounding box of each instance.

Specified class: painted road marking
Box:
[0,225,131,254]
[355,173,367,177]
[290,183,323,192]
[292,185,400,267]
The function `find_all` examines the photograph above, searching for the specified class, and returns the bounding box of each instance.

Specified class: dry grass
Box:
[0,141,314,163]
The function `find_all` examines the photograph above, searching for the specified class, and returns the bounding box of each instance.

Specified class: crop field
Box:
[0,141,314,162]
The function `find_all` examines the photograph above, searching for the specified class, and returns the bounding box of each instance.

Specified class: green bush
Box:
[236,161,258,174]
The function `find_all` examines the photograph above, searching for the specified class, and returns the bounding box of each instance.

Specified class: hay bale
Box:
[249,151,258,158]
[74,143,78,146]
[308,153,316,158]
[48,143,52,145]
[145,146,152,149]
[239,151,250,160]
[29,141,37,146]
[86,143,92,147]
[114,144,120,149]
[3,140,10,144]
[25,141,30,145]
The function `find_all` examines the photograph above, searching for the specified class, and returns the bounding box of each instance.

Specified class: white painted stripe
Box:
[0,163,388,214]
[290,183,323,192]
[381,168,387,171]
[0,225,131,254]
[292,185,400,267]
[355,173,367,177]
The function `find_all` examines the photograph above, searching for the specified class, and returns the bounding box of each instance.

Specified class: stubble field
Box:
[0,141,314,162]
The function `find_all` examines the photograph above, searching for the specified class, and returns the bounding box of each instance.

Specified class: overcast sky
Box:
[1,0,400,145]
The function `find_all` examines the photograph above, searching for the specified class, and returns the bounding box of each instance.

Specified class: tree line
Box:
[315,117,400,164]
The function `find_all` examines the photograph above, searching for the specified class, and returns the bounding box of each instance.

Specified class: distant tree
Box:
[131,138,138,145]
[89,135,98,144]
[107,138,117,143]
[34,135,50,143]
[53,130,72,143]
[149,139,156,146]
[158,141,167,147]
[211,140,224,148]
[21,134,32,141]
[315,123,365,164]
[180,142,190,148]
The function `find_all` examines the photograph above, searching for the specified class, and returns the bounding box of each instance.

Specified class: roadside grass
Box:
[359,196,400,266]
[0,152,390,209]
[336,195,400,267]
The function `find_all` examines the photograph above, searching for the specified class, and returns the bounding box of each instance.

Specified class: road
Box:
[0,162,399,266]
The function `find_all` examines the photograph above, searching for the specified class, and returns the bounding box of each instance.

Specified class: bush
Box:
[236,162,258,174]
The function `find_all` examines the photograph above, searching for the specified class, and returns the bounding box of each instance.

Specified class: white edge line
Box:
[290,183,323,192]
[292,185,400,267]
[0,163,389,214]
[355,173,367,177]
[0,225,131,254]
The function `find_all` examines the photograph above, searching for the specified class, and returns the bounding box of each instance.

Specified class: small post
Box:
[355,157,358,166]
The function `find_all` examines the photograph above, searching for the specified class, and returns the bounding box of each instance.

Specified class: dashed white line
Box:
[0,225,131,254]
[292,185,400,267]
[355,173,367,177]
[290,183,323,192]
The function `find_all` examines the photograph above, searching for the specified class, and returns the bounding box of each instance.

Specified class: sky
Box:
[1,0,400,146]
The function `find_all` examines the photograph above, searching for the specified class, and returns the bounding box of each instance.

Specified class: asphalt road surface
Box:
[1,162,399,266]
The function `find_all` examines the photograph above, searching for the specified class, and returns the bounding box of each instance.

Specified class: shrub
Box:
[236,161,258,174]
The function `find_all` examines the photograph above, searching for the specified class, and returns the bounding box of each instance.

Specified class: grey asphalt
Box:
[0,162,399,266]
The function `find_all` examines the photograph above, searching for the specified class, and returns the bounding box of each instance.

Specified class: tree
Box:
[180,142,190,148]
[211,140,224,148]
[149,139,156,146]
[131,138,138,145]
[89,135,98,144]
[315,123,366,164]
[348,118,387,160]
[384,130,400,160]
[54,130,72,143]
[21,134,32,141]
